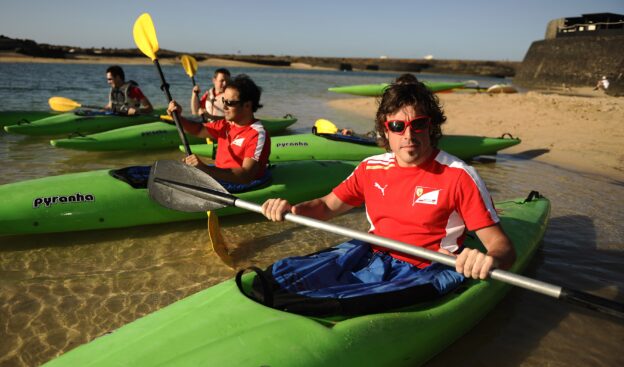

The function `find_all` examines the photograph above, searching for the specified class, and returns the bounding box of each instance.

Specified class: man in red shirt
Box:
[167,74,270,185]
[104,65,153,115]
[190,68,231,121]
[262,79,515,281]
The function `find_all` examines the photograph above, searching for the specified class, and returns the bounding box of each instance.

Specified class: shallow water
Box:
[0,63,622,367]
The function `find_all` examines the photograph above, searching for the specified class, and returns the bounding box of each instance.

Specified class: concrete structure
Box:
[514,13,624,96]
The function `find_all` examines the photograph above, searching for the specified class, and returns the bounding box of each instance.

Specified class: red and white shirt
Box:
[203,119,271,179]
[200,88,225,116]
[333,150,499,268]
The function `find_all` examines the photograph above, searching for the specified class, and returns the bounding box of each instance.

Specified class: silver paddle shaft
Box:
[235,199,563,299]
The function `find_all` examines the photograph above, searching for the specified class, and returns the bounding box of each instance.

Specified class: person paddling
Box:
[167,74,270,188]
[190,68,231,121]
[104,65,154,115]
[260,78,515,308]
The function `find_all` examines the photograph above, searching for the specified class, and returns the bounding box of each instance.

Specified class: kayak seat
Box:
[110,165,151,189]
[236,240,464,317]
[75,110,115,117]
[319,133,378,146]
[214,167,272,193]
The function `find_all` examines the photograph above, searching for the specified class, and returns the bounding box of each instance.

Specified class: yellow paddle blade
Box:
[48,96,81,112]
[133,13,159,61]
[208,211,234,269]
[180,54,198,78]
[314,118,338,134]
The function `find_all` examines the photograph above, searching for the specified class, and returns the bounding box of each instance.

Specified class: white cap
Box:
[602,76,607,79]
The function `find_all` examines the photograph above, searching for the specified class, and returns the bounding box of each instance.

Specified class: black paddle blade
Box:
[148,160,235,212]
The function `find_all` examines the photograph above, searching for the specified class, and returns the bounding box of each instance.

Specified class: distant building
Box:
[546,13,624,39]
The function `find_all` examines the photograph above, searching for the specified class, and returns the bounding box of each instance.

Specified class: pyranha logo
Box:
[33,193,95,208]
[232,137,245,147]
[412,186,441,205]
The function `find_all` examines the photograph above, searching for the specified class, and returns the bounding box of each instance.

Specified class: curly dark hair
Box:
[227,74,263,112]
[375,79,446,149]
[106,65,125,80]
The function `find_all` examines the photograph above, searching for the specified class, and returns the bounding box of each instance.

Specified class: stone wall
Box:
[514,35,624,96]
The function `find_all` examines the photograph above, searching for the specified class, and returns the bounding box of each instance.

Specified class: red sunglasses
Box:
[383,116,431,135]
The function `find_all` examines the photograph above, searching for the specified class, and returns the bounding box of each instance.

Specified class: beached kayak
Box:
[3,108,167,136]
[0,110,59,127]
[42,195,550,367]
[0,160,357,236]
[328,81,467,96]
[487,84,518,94]
[49,115,298,151]
[186,133,521,162]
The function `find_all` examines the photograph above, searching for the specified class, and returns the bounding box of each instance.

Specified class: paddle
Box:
[180,54,205,120]
[49,96,175,122]
[48,96,104,112]
[133,13,192,156]
[147,159,624,320]
[133,15,225,258]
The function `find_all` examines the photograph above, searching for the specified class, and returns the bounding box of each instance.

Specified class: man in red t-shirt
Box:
[166,74,270,185]
[262,79,515,280]
[104,65,153,115]
[190,68,231,121]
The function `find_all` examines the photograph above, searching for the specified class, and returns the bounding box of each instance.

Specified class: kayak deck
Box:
[49,115,297,151]
[187,133,521,162]
[0,160,356,236]
[43,196,550,366]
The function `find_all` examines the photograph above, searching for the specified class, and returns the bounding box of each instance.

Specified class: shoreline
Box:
[327,92,623,182]
[0,53,333,70]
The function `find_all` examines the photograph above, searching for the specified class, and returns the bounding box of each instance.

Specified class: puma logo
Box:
[374,182,388,196]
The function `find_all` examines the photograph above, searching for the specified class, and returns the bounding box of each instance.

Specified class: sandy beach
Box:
[0,52,328,69]
[328,91,624,181]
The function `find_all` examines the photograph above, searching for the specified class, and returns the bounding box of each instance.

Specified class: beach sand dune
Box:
[328,91,624,181]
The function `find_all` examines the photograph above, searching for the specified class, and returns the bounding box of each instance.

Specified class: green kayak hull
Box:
[185,133,521,162]
[3,108,167,136]
[328,81,467,96]
[43,196,550,367]
[0,160,356,236]
[49,116,297,151]
[0,110,58,127]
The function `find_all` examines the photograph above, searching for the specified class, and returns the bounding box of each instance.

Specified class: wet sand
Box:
[328,90,624,181]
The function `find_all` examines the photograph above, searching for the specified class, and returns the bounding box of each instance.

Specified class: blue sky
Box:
[1,0,623,61]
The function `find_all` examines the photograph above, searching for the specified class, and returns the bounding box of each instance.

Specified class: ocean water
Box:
[0,62,622,367]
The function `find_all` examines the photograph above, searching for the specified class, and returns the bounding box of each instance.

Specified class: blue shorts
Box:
[271,240,465,299]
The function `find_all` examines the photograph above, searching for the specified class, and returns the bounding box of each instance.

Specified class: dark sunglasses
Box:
[383,116,431,135]
[222,98,242,108]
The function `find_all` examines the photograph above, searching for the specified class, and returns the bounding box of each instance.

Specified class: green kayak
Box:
[42,195,550,367]
[0,160,356,236]
[3,108,167,136]
[328,81,467,96]
[49,115,298,151]
[0,110,59,127]
[185,133,521,162]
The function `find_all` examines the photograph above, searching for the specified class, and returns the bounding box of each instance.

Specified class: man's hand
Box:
[167,100,182,117]
[183,154,206,169]
[438,247,498,280]
[261,198,293,222]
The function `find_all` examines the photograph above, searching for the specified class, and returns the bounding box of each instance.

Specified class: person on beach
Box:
[104,65,154,115]
[190,68,231,121]
[258,78,516,312]
[167,74,270,188]
[594,76,610,92]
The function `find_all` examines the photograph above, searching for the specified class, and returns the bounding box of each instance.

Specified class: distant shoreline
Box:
[0,52,338,71]
[0,51,518,77]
